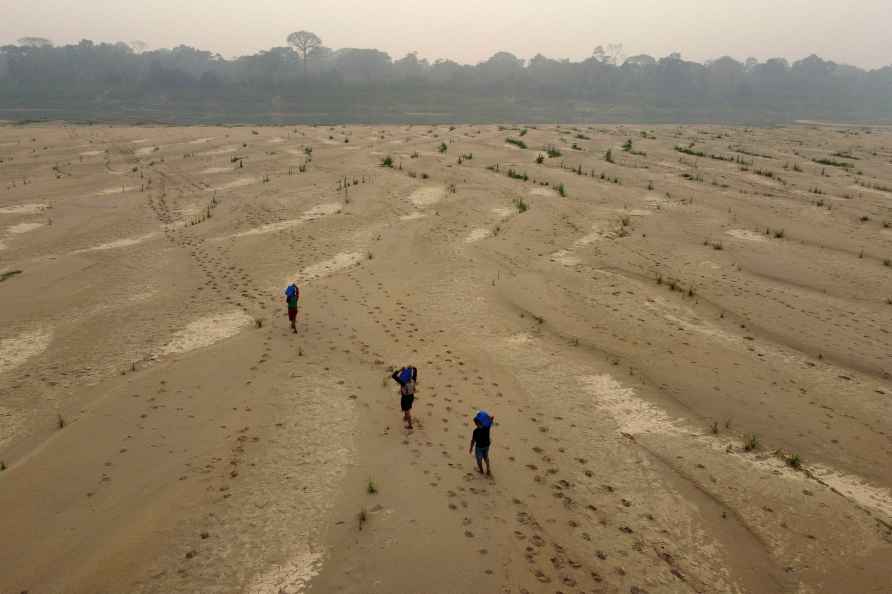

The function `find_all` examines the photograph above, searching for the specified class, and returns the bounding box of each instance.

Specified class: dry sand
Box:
[1,122,891,594]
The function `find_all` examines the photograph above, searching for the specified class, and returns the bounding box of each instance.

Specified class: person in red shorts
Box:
[284,282,299,333]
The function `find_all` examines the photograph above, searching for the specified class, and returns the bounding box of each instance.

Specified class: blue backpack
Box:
[285,284,299,300]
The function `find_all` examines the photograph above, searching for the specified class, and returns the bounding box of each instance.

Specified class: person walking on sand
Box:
[469,410,494,476]
[391,365,417,429]
[284,282,300,333]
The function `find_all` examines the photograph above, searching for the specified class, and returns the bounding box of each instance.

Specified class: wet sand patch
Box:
[399,212,427,221]
[506,333,534,345]
[301,203,342,221]
[72,232,160,253]
[0,327,52,376]
[157,310,253,357]
[199,146,237,156]
[644,193,671,206]
[224,203,341,239]
[550,249,582,266]
[300,252,364,281]
[0,405,30,450]
[581,374,683,435]
[810,465,892,521]
[246,549,322,594]
[726,229,768,242]
[206,177,257,192]
[0,203,48,215]
[465,228,491,243]
[6,222,45,235]
[408,186,445,207]
[575,224,610,246]
[96,186,137,196]
[229,220,302,239]
[529,187,556,197]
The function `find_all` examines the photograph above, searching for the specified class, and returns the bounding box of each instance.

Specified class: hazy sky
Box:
[2,0,890,69]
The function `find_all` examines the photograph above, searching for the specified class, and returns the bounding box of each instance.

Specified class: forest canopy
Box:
[1,35,890,124]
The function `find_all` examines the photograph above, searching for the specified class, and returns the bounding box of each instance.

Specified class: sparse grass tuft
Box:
[605,149,614,163]
[367,478,378,494]
[675,145,705,157]
[57,413,66,429]
[813,157,853,169]
[513,198,529,213]
[507,168,528,181]
[438,142,448,153]
[358,508,368,530]
[786,453,802,469]
[535,154,545,164]
[545,145,562,158]
[506,138,527,149]
[0,270,23,283]
[557,183,566,197]
[381,155,394,168]
[710,421,719,435]
[743,434,759,452]
[773,229,785,239]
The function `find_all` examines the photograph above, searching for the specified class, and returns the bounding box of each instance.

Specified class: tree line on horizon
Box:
[1,32,890,124]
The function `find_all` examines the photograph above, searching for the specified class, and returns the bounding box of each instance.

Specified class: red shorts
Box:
[288,307,298,322]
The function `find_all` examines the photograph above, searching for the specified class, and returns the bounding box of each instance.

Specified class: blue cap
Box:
[474,410,492,428]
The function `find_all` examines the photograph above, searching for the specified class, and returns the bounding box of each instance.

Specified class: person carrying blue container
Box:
[469,410,494,476]
[391,365,418,429]
[284,282,300,333]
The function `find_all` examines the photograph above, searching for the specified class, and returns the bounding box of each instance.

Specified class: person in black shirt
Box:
[391,365,417,429]
[469,411,494,475]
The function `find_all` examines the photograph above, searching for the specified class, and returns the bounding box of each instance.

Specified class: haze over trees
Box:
[1,32,890,123]
[286,31,322,77]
